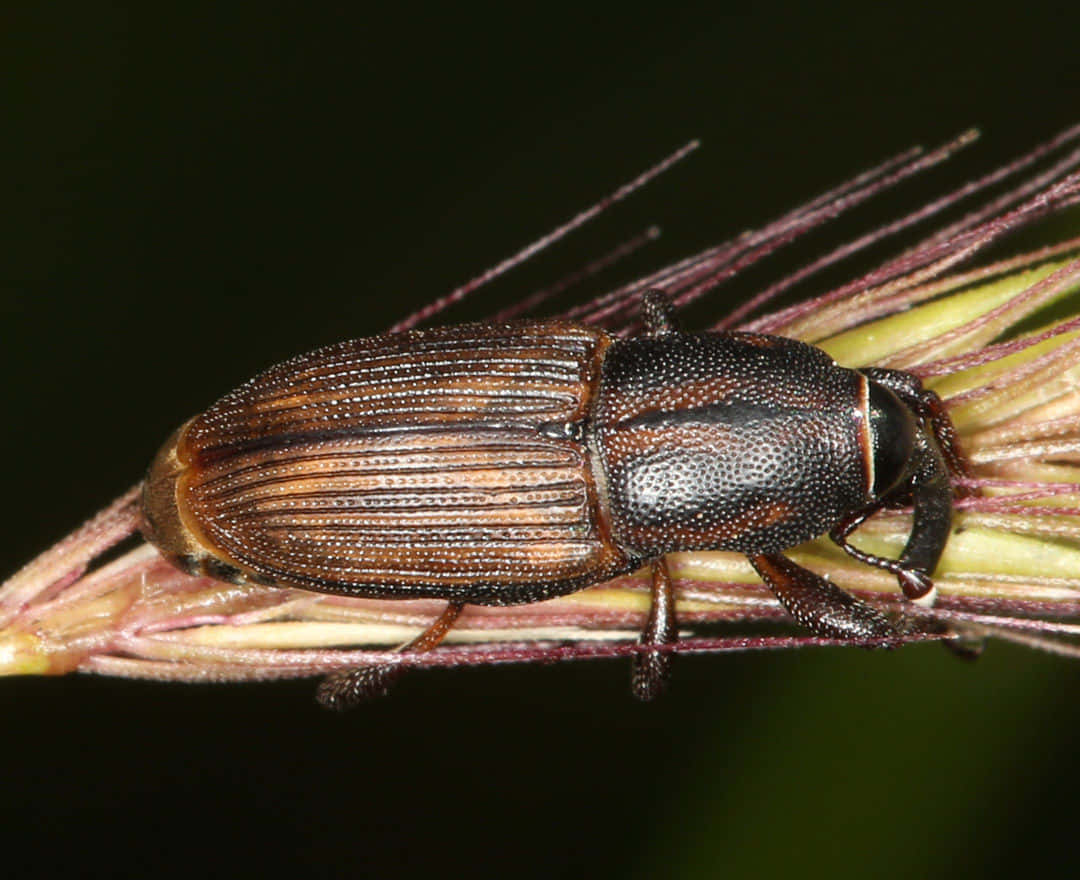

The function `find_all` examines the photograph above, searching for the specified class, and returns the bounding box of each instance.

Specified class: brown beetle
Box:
[141,290,968,708]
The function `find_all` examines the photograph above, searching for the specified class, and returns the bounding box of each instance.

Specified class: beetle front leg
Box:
[749,552,899,641]
[316,601,466,711]
[631,557,678,701]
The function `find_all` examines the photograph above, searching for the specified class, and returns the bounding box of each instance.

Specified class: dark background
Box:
[3,4,1080,878]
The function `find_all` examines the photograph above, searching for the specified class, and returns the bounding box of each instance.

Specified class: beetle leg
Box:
[641,289,682,336]
[859,367,972,481]
[749,552,899,640]
[316,601,466,711]
[942,628,987,660]
[631,557,678,701]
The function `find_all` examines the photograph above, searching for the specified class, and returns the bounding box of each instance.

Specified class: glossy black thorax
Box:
[592,331,872,557]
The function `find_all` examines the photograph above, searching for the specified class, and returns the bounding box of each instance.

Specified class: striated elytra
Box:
[140,291,968,708]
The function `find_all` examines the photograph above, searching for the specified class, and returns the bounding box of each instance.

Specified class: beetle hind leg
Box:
[631,558,678,701]
[316,601,465,711]
[749,552,899,641]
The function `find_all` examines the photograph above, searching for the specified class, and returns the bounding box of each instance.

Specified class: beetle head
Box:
[866,382,917,499]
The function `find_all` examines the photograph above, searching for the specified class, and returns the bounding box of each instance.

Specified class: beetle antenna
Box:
[388,141,699,333]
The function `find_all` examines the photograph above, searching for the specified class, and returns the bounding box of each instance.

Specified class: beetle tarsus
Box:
[631,558,678,701]
[942,629,987,660]
[641,289,682,336]
[316,601,466,710]
[749,552,899,641]
[317,665,403,710]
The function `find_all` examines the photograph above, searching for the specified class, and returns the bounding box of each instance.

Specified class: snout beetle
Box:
[140,290,968,708]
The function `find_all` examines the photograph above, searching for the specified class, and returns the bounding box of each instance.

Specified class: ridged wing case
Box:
[171,322,631,604]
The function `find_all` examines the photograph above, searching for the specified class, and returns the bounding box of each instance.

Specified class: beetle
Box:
[140,290,969,709]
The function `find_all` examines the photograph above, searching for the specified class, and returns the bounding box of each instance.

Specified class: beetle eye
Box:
[867,382,916,498]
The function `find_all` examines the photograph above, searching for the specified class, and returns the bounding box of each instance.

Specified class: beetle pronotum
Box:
[140,289,969,709]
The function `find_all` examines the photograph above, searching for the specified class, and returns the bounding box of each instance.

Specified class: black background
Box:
[3,5,1080,878]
